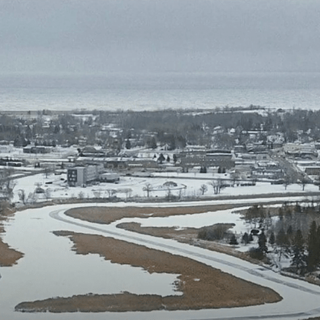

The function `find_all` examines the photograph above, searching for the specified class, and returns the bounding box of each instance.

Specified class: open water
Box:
[0,72,319,112]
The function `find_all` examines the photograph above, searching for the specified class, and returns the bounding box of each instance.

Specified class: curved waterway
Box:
[1,201,320,320]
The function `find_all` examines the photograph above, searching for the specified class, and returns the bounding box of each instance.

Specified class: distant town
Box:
[0,106,320,202]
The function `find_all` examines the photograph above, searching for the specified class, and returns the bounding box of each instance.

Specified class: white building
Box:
[67,164,103,187]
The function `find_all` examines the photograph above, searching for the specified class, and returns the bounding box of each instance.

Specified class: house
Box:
[80,146,105,157]
[284,143,317,158]
[267,133,285,149]
[305,166,320,176]
[23,146,52,154]
[105,159,127,171]
[0,157,23,167]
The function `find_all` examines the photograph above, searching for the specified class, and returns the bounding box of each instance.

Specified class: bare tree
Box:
[43,165,54,178]
[27,192,37,204]
[0,169,16,200]
[143,183,153,198]
[209,179,223,195]
[44,188,51,200]
[283,175,291,190]
[230,171,241,186]
[18,189,26,204]
[78,191,85,199]
[199,184,208,195]
[300,176,309,191]
[165,186,172,200]
[93,191,101,199]
[123,188,132,199]
[106,189,116,199]
[315,174,320,190]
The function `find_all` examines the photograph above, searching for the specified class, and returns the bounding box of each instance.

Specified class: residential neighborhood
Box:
[0,107,320,204]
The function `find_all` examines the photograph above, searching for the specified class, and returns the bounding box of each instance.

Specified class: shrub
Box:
[249,247,265,260]
[198,224,232,241]
[229,234,238,245]
[241,232,250,245]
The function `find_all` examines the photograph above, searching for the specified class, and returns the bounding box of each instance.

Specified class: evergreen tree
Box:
[241,232,250,245]
[200,166,207,173]
[125,138,131,149]
[307,221,318,271]
[278,207,284,221]
[258,230,268,253]
[276,228,291,261]
[229,234,238,245]
[173,154,177,164]
[269,231,275,246]
[291,229,306,275]
[158,153,165,164]
[287,225,294,244]
[148,136,157,149]
[295,202,302,213]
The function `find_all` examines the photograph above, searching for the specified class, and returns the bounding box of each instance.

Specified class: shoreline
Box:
[6,201,320,316]
[15,230,281,313]
[0,207,23,267]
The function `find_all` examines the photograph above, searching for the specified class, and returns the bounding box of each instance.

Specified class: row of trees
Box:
[5,107,320,153]
[0,169,17,201]
[197,202,320,277]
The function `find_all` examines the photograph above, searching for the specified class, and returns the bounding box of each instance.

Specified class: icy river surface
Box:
[2,202,320,320]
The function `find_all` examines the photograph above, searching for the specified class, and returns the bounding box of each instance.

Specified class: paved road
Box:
[49,202,320,320]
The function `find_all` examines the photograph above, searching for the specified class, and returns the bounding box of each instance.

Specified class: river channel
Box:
[1,202,320,320]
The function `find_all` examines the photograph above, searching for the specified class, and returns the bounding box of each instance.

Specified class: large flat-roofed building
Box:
[180,149,234,171]
[67,167,86,187]
[205,150,235,169]
[67,165,102,187]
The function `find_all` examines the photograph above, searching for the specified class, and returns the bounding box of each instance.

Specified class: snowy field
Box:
[12,170,320,205]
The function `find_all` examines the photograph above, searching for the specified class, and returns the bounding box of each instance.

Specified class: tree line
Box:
[198,202,320,278]
[3,107,320,151]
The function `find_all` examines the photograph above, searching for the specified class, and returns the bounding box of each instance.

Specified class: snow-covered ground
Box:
[12,170,320,205]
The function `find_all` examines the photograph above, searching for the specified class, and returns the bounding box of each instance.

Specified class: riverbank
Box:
[15,230,281,312]
[0,205,23,266]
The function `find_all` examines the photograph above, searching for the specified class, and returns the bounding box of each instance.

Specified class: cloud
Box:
[1,0,320,74]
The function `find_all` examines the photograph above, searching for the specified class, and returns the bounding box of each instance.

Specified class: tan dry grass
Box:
[65,203,245,224]
[0,207,23,266]
[15,231,281,313]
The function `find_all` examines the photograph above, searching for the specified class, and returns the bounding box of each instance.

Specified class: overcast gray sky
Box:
[1,0,320,75]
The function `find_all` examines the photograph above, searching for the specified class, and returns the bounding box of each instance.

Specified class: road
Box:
[272,154,312,184]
